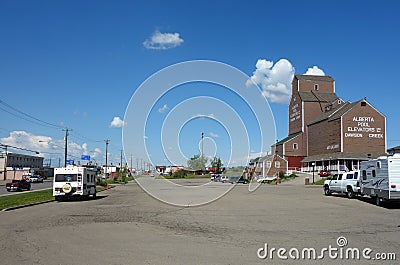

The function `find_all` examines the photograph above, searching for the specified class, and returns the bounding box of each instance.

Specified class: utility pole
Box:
[2,145,7,180]
[130,154,133,174]
[120,149,123,177]
[62,128,72,167]
[105,139,110,175]
[136,158,139,173]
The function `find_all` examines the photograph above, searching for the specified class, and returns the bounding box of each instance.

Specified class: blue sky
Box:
[0,0,399,168]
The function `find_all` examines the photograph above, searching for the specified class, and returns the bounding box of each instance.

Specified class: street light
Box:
[38,140,64,168]
[201,132,204,158]
[311,162,315,184]
[201,132,204,172]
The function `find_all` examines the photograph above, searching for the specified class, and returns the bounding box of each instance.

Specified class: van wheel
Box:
[347,188,354,199]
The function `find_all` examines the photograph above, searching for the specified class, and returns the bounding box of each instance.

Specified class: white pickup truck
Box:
[323,170,361,199]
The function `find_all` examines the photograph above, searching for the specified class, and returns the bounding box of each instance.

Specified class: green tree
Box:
[210,157,224,174]
[187,154,207,170]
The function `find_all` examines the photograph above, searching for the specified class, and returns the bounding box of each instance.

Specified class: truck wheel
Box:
[347,188,354,199]
[92,192,97,199]
[375,196,381,206]
[324,186,331,196]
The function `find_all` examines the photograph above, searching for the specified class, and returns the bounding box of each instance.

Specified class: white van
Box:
[53,165,97,201]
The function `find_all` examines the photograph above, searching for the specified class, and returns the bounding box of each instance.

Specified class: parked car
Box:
[319,170,330,177]
[29,175,44,183]
[323,170,361,198]
[229,177,240,183]
[211,174,221,182]
[220,175,229,183]
[6,179,31,192]
[229,176,249,184]
[22,174,32,181]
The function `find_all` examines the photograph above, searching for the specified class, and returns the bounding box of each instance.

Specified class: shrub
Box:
[172,170,188,178]
[97,179,108,187]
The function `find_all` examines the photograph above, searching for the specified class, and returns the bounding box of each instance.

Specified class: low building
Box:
[0,152,44,180]
[249,154,288,178]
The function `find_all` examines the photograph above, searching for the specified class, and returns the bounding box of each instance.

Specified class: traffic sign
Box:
[66,159,74,165]
[81,155,90,160]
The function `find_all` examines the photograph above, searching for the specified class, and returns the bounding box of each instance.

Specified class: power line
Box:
[0,142,40,154]
[0,99,103,148]
[38,151,64,155]
[69,131,103,143]
[0,105,60,129]
[0,99,64,129]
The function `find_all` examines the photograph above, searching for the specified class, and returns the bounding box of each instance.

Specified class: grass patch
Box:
[96,186,106,192]
[312,178,327,185]
[0,189,53,211]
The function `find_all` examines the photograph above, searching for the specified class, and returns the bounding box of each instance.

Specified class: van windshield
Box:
[55,174,77,182]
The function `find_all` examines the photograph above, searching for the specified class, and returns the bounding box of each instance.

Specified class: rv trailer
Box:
[360,154,400,206]
[53,165,97,201]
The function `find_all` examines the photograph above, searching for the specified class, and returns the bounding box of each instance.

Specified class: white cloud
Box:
[109,116,126,128]
[158,104,169,113]
[247,59,295,104]
[304,66,325,76]
[209,132,219,138]
[143,30,184,50]
[87,148,102,159]
[1,131,51,151]
[0,131,104,165]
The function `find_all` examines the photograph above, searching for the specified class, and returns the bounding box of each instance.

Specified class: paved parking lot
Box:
[0,177,399,265]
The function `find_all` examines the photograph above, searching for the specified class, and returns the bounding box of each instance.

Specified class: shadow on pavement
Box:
[55,195,108,202]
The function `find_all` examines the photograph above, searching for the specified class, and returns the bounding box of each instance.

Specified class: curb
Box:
[1,187,111,212]
[1,199,54,212]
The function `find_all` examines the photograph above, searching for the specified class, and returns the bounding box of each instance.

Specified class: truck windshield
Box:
[55,174,77,182]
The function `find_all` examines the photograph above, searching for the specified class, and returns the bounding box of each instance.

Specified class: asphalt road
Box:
[0,177,399,265]
[0,180,53,196]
